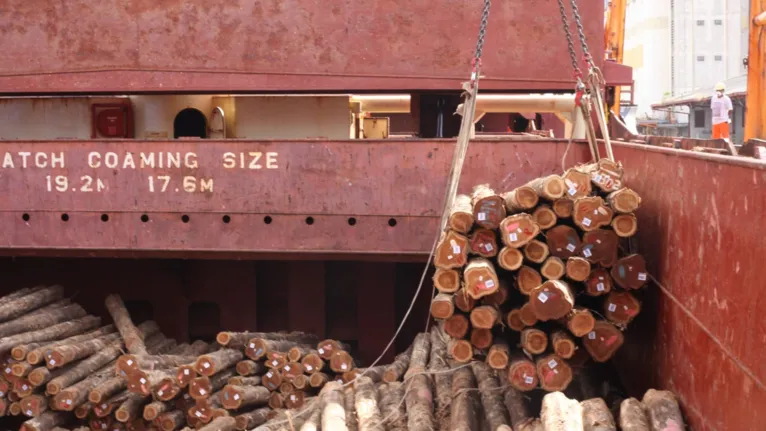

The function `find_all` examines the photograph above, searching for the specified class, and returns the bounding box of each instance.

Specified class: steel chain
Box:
[556,0,581,76]
[473,0,492,66]
[569,0,595,69]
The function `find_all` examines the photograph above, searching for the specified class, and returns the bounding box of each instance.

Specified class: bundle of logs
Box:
[431,159,648,394]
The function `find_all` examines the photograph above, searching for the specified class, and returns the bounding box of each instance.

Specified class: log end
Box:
[449,340,473,363]
[612,213,638,237]
[505,309,526,332]
[524,240,550,264]
[517,266,543,296]
[536,355,573,392]
[583,321,625,362]
[567,308,596,337]
[215,332,232,346]
[533,206,557,230]
[444,314,470,339]
[433,269,461,294]
[507,359,538,392]
[470,328,493,350]
[498,247,524,271]
[540,257,565,281]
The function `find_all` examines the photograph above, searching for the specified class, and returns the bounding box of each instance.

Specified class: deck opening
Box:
[174,108,207,139]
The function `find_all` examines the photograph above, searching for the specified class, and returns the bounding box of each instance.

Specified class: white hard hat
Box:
[715,82,726,91]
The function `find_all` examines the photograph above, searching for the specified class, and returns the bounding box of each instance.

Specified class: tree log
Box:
[607,188,641,213]
[316,339,350,361]
[503,186,539,213]
[566,257,592,282]
[521,328,548,355]
[143,400,170,421]
[612,214,638,237]
[517,266,543,295]
[581,159,624,192]
[48,333,122,369]
[105,294,148,356]
[541,257,566,280]
[434,230,470,270]
[115,394,148,423]
[504,386,536,431]
[448,194,475,234]
[581,229,619,267]
[482,283,509,307]
[450,366,479,431]
[540,391,583,430]
[641,389,686,431]
[551,331,576,359]
[469,228,499,258]
[281,362,304,380]
[20,325,116,364]
[470,328,493,349]
[519,302,539,327]
[604,292,641,326]
[10,402,21,416]
[581,397,616,431]
[266,392,283,409]
[527,175,566,200]
[432,269,461,294]
[505,309,526,331]
[0,286,65,324]
[379,383,407,431]
[0,316,102,355]
[300,352,326,375]
[562,168,592,200]
[497,246,524,271]
[610,254,648,290]
[320,382,348,431]
[190,370,236,400]
[532,205,558,230]
[216,331,318,350]
[472,362,511,430]
[536,355,573,392]
[220,384,270,410]
[619,398,651,431]
[198,416,236,431]
[582,321,624,362]
[235,360,266,377]
[444,314,470,339]
[234,408,271,430]
[469,305,499,329]
[329,350,355,374]
[309,372,329,389]
[47,340,124,395]
[574,197,614,232]
[196,350,244,377]
[264,349,287,369]
[262,369,282,392]
[352,376,383,431]
[0,303,86,339]
[454,289,476,313]
[427,325,451,430]
[117,354,198,376]
[472,184,506,229]
[128,369,173,397]
[430,294,455,320]
[286,346,312,363]
[507,354,538,392]
[159,410,186,431]
[552,199,574,218]
[343,386,358,431]
[546,225,582,259]
[53,370,113,411]
[463,258,500,299]
[585,269,613,297]
[228,376,262,387]
[12,361,34,377]
[524,240,550,264]
[567,308,597,337]
[530,280,575,321]
[450,339,473,363]
[499,214,540,248]
[20,411,69,431]
[74,402,92,419]
[15,378,34,397]
[20,394,48,417]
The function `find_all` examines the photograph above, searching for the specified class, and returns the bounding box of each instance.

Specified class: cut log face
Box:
[529,280,575,321]
[607,187,641,213]
[502,186,540,213]
[470,306,499,329]
[220,385,270,410]
[567,307,597,337]
[448,194,475,234]
[540,257,565,280]
[309,372,329,388]
[316,339,350,361]
[472,184,507,229]
[520,328,548,355]
[642,389,686,431]
[612,213,638,237]
[527,175,566,200]
[546,225,582,259]
[519,303,539,327]
[469,228,499,258]
[581,397,616,431]
[430,294,455,320]
[536,355,573,392]
[507,357,538,392]
[382,346,411,383]
[499,214,540,248]
[565,257,592,282]
[585,159,625,193]
[329,350,354,374]
[434,231,470,270]
[619,397,651,431]
[433,269,461,293]
[449,340,473,363]
[498,247,524,271]
[487,342,510,370]
[582,321,625,362]
[482,284,509,307]
[610,254,648,290]
[540,391,583,430]
[532,205,557,230]
[523,240,550,264]
[444,314,470,339]
[517,266,543,296]
[585,268,613,296]
[454,289,476,313]
[573,197,614,232]
[562,169,592,200]
[463,258,500,299]
[261,370,282,392]
[300,352,326,375]
[604,291,642,326]
[552,199,574,218]
[505,309,526,332]
[470,328,493,350]
[551,331,576,359]
[581,230,619,267]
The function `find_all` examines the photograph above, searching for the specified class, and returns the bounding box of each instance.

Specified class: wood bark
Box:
[532,205,558,230]
[519,302,539,327]
[48,333,122,368]
[527,175,567,200]
[329,350,355,374]
[604,291,641,326]
[610,254,648,290]
[502,185,539,213]
[499,214,540,248]
[469,228,499,258]
[521,328,548,355]
[469,305,499,329]
[220,384,270,410]
[0,303,86,339]
[540,391,584,431]
[115,394,148,423]
[47,340,124,394]
[344,386,358,431]
[546,225,582,259]
[498,246,524,271]
[228,376,262,387]
[0,316,102,355]
[552,199,574,218]
[216,331,318,349]
[507,354,538,392]
[159,410,186,431]
[641,389,686,431]
[53,370,113,411]
[529,280,575,321]
[434,230,470,270]
[585,268,613,296]
[463,258,500,299]
[469,328,493,349]
[505,309,526,331]
[300,352,326,375]
[517,266,543,295]
[581,229,619,267]
[473,362,512,430]
[20,411,69,431]
[21,325,117,364]
[524,239,550,264]
[618,398,650,431]
[196,350,244,376]
[0,286,65,324]
[541,256,566,280]
[444,314,470,339]
[448,194,475,233]
[234,408,271,430]
[352,376,383,431]
[118,354,198,376]
[581,159,624,193]
[320,382,348,431]
[551,331,576,359]
[562,168,592,200]
[198,416,236,431]
[430,294,455,320]
[536,354,573,392]
[432,269,461,293]
[235,360,266,376]
[450,366,479,431]
[611,213,638,237]
[471,184,506,229]
[378,383,407,431]
[582,321,624,362]
[573,197,614,232]
[581,397,616,431]
[566,257,592,282]
[567,307,597,337]
[105,294,148,356]
[504,386,537,431]
[427,325,451,430]
[607,188,642,213]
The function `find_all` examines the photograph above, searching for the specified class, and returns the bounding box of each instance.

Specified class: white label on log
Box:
[49,360,56,366]
[22,385,27,390]
[249,343,255,348]
[27,410,32,416]
[452,245,461,254]
[597,207,608,215]
[594,174,603,182]
[291,395,297,401]
[266,372,273,378]
[597,282,605,291]
[195,411,202,418]
[509,233,518,242]
[272,360,279,366]
[140,378,146,384]
[588,331,596,339]
[305,365,313,371]
[0,392,4,397]
[126,359,133,366]
[478,212,486,221]
[568,187,577,196]
[318,348,325,354]
[203,362,210,368]
[566,243,576,252]
[583,248,592,257]
[638,272,647,281]
[485,280,495,289]
[158,389,164,396]
[583,217,592,227]
[538,292,549,303]
[484,243,493,252]
[548,359,557,369]
[66,399,72,405]
[199,388,206,395]
[184,369,190,375]
[608,303,617,312]
[341,363,348,370]
[234,394,240,400]
[284,365,290,371]
[524,376,533,384]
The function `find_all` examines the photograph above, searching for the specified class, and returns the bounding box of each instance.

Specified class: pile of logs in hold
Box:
[432,160,647,394]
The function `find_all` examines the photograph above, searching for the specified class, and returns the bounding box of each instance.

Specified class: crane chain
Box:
[556,0,581,77]
[473,0,492,66]
[569,0,595,70]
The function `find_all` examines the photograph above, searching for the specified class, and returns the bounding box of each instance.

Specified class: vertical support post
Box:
[745,2,766,142]
[287,262,326,338]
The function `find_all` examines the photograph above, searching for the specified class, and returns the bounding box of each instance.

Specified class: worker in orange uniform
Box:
[711,82,733,142]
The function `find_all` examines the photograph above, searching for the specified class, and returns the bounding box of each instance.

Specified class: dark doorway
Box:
[418,94,463,138]
[174,108,207,138]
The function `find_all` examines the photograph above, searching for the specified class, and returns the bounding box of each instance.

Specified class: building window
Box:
[694,110,706,127]
[714,55,723,61]
[714,19,723,25]
[697,56,705,62]
[696,20,705,26]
